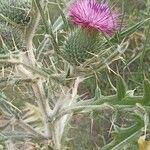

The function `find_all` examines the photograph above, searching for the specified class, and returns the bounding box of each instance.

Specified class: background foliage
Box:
[0,0,150,149]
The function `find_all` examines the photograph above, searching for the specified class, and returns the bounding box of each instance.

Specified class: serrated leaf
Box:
[110,129,142,150]
[101,115,144,150]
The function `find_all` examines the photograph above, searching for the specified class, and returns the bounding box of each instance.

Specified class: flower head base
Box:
[69,0,121,36]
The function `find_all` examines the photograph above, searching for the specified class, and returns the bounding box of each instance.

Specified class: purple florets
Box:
[69,0,121,36]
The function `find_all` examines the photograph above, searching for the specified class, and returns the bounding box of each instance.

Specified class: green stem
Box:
[35,0,60,53]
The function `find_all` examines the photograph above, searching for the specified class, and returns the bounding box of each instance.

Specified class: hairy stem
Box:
[17,0,52,139]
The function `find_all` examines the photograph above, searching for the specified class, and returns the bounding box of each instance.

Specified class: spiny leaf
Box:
[143,79,150,105]
[116,75,127,101]
[35,0,60,53]
[120,18,150,38]
[104,18,150,46]
[101,115,144,150]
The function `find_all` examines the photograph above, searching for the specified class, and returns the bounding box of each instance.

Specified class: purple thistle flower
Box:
[69,0,121,36]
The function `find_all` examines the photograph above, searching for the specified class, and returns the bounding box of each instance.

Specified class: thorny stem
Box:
[50,77,83,150]
[17,0,52,139]
[24,0,41,66]
[0,58,66,84]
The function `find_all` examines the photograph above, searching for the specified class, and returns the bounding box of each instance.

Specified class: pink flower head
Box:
[69,0,121,36]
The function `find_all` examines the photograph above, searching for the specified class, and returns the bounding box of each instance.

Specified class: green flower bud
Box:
[63,28,102,65]
[0,0,31,25]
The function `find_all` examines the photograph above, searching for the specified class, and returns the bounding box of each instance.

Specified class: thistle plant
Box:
[63,0,121,65]
[0,0,150,149]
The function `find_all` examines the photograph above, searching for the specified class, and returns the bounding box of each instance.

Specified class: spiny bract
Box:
[63,28,102,65]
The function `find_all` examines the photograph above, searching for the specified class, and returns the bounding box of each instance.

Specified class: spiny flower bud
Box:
[63,0,121,65]
[0,0,31,25]
[63,28,102,65]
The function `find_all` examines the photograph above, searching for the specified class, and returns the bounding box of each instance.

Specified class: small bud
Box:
[0,0,31,25]
[63,28,101,65]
